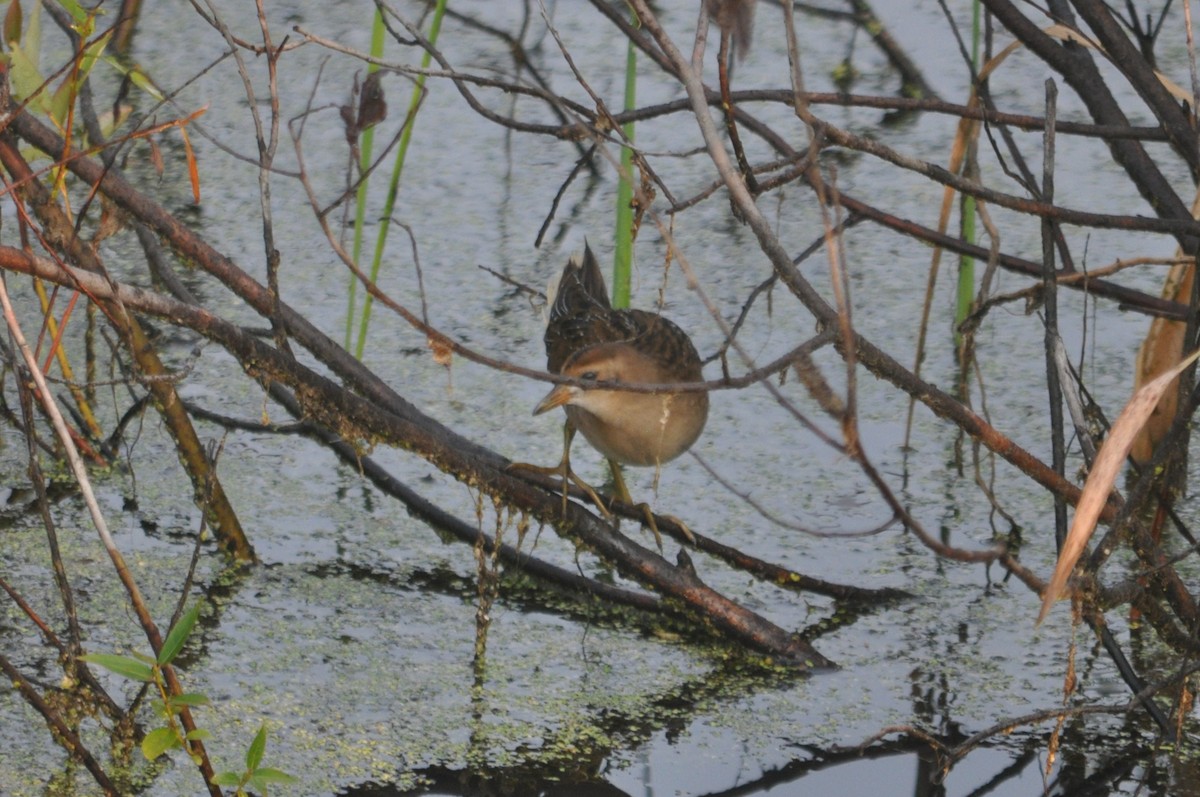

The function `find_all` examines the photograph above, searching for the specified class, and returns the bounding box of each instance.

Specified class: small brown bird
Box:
[705,0,756,58]
[518,244,708,546]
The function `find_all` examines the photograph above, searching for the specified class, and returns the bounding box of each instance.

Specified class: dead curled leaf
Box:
[1036,348,1200,624]
[428,335,452,368]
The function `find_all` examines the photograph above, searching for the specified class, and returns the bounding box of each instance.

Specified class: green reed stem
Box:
[346,6,387,351]
[612,19,637,310]
[354,0,448,359]
[954,0,981,354]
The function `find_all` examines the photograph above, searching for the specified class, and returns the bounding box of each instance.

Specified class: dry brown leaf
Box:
[428,335,452,368]
[1036,348,1200,624]
[149,136,164,176]
[92,196,125,246]
[1131,188,1200,463]
[180,124,200,204]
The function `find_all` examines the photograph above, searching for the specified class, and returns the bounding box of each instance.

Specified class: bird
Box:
[514,244,709,548]
[706,0,756,58]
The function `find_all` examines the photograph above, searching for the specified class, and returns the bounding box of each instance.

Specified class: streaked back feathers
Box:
[544,244,702,381]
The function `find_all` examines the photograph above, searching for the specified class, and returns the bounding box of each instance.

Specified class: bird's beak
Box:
[533,384,574,416]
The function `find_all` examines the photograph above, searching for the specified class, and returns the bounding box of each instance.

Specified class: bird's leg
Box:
[509,422,612,522]
[557,423,613,520]
[608,460,697,549]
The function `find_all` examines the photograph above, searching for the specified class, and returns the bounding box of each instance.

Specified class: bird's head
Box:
[533,343,656,418]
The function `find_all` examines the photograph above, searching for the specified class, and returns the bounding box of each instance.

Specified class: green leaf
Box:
[141,727,179,761]
[56,0,88,26]
[4,1,22,47]
[78,28,109,71]
[80,653,154,682]
[158,603,201,666]
[23,0,37,58]
[245,722,267,772]
[125,64,165,101]
[169,692,210,708]
[49,78,72,126]
[8,41,47,109]
[76,29,111,82]
[184,728,212,741]
[249,768,299,788]
[210,772,243,787]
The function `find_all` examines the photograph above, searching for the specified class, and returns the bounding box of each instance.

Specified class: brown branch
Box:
[0,244,833,668]
[0,653,117,795]
[0,132,254,563]
[298,13,1189,321]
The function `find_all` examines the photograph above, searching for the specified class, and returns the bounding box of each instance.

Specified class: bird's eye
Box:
[581,371,598,381]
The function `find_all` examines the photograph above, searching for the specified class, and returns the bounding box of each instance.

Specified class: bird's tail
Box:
[547,242,611,323]
[706,0,755,58]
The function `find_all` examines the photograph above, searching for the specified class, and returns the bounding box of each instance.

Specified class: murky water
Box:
[1,1,1196,795]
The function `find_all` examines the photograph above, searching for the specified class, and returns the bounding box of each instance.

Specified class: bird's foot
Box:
[567,470,614,521]
[631,503,696,551]
[607,461,695,550]
[507,460,614,523]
